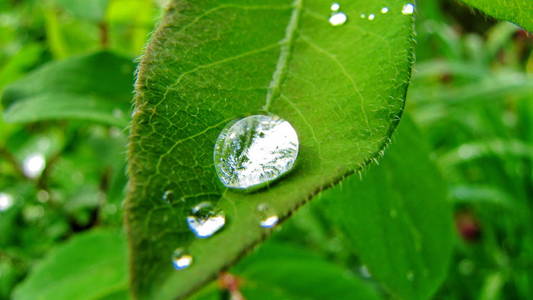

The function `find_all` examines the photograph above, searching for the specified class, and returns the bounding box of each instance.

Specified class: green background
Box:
[0,0,532,299]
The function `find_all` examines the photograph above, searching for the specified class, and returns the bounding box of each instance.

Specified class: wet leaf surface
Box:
[126,1,415,299]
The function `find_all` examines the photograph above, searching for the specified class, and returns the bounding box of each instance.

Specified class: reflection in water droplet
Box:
[261,215,279,228]
[162,190,174,203]
[329,12,348,26]
[214,115,299,190]
[257,203,279,228]
[402,3,415,15]
[0,193,13,211]
[381,7,389,14]
[171,248,193,270]
[368,14,375,20]
[187,202,225,238]
[330,2,340,11]
[23,153,46,179]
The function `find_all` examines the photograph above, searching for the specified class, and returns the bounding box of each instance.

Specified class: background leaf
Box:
[193,242,380,300]
[126,0,414,299]
[53,0,110,23]
[460,0,533,31]
[13,229,128,300]
[320,117,454,300]
[1,52,134,127]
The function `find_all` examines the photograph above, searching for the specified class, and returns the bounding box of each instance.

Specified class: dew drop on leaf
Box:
[381,7,389,14]
[171,248,193,270]
[329,12,348,26]
[257,203,279,228]
[213,115,299,190]
[330,2,340,12]
[162,190,174,203]
[368,14,375,21]
[186,202,226,238]
[402,3,415,15]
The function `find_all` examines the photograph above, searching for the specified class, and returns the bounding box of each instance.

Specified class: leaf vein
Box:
[299,34,370,128]
[262,0,303,111]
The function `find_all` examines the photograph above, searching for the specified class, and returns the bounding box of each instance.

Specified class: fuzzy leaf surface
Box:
[461,0,533,31]
[126,1,415,299]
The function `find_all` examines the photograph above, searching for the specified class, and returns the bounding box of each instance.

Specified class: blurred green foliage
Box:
[0,0,531,300]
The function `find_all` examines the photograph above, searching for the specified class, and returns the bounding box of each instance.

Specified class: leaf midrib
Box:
[263,0,303,111]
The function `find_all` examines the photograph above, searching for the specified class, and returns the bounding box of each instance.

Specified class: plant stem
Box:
[99,21,109,49]
[0,145,28,179]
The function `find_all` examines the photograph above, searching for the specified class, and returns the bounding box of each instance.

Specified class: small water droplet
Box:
[330,2,340,11]
[329,12,348,26]
[257,203,279,228]
[367,14,375,20]
[22,153,46,179]
[402,3,415,15]
[381,7,389,14]
[360,14,366,19]
[171,248,193,270]
[186,202,226,238]
[0,193,13,212]
[162,190,174,203]
[214,115,299,190]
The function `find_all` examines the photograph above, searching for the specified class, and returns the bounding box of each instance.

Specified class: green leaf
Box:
[193,242,380,300]
[13,229,128,300]
[126,1,414,299]
[1,52,134,127]
[53,0,110,22]
[320,117,454,300]
[0,43,44,90]
[461,0,533,32]
[236,243,380,300]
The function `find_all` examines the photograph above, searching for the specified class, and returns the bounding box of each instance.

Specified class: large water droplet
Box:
[214,115,299,190]
[329,12,348,26]
[22,153,45,179]
[186,202,226,238]
[402,3,415,15]
[257,203,279,228]
[0,193,13,212]
[171,248,193,270]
